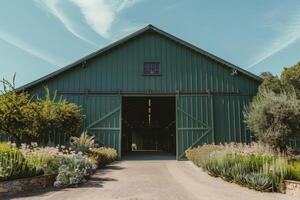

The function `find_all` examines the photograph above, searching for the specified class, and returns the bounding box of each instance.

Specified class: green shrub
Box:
[70,131,95,153]
[244,90,300,153]
[185,144,222,167]
[34,88,83,145]
[0,143,42,181]
[87,147,117,167]
[0,79,83,144]
[0,79,38,143]
[287,159,300,181]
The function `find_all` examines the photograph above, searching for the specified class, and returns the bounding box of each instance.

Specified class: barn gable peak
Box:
[17,24,261,91]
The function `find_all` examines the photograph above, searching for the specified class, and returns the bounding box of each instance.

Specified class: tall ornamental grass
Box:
[0,143,42,181]
[186,143,290,192]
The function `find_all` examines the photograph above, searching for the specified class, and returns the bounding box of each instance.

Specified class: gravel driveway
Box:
[9,153,297,200]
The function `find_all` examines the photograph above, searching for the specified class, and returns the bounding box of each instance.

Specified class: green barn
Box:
[18,25,261,160]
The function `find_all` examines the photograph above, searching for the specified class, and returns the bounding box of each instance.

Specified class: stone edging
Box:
[285,180,300,197]
[0,174,57,196]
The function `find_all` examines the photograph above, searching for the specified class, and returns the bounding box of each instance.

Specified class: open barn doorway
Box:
[122,97,176,156]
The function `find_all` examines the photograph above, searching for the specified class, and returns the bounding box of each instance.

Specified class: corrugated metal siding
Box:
[26,31,261,159]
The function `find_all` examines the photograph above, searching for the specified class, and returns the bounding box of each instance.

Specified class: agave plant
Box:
[244,173,273,192]
[70,131,95,153]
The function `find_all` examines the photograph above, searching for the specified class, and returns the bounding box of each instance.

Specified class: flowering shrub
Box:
[219,142,275,156]
[0,142,117,188]
[54,153,97,187]
[186,143,274,168]
[87,147,117,167]
[185,144,222,167]
[20,143,75,157]
[19,143,75,175]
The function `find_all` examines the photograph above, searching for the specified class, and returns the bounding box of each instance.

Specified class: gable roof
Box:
[17,24,261,91]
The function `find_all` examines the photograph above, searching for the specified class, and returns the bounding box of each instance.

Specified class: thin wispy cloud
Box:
[0,31,62,66]
[38,0,97,46]
[69,0,141,38]
[117,0,140,12]
[247,9,300,69]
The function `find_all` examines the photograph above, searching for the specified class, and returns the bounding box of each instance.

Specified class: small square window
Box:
[144,62,160,75]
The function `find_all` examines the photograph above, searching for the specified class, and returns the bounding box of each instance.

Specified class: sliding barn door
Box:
[176,95,214,160]
[86,96,122,158]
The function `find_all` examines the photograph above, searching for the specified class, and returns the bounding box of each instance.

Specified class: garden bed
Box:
[186,143,300,195]
[0,138,117,193]
[0,174,57,196]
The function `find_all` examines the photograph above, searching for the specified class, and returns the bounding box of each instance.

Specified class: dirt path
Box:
[9,154,296,200]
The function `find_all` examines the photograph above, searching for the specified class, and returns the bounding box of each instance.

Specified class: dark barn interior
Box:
[122,97,176,155]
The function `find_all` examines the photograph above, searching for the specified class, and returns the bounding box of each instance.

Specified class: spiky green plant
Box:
[244,173,273,192]
[202,149,288,192]
[70,131,95,153]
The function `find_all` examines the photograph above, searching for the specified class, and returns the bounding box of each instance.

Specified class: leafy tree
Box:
[245,61,300,151]
[257,74,282,95]
[281,61,300,98]
[0,77,39,144]
[0,78,83,145]
[244,90,300,152]
[259,71,273,79]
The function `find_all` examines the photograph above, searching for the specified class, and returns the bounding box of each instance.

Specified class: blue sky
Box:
[1,0,300,87]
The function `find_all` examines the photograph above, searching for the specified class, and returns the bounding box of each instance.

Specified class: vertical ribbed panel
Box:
[176,95,213,159]
[30,32,259,95]
[213,95,251,144]
[85,96,121,157]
